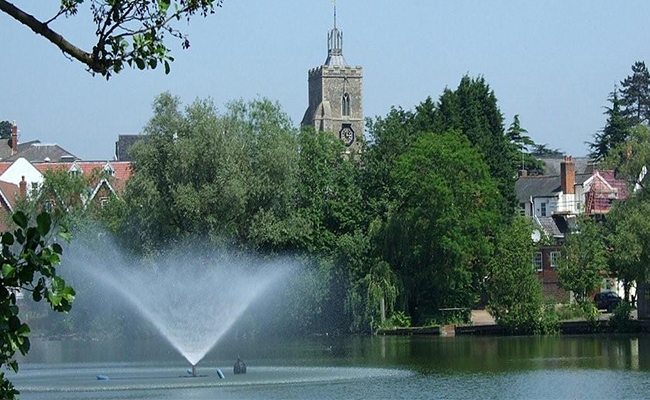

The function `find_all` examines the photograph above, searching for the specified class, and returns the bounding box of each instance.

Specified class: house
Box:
[0,158,132,217]
[0,123,78,163]
[516,156,628,301]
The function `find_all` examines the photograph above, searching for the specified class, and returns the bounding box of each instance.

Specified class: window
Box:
[342,93,351,117]
[540,202,547,217]
[550,251,560,268]
[519,203,526,216]
[100,197,109,209]
[103,163,115,177]
[44,200,54,213]
[532,252,543,272]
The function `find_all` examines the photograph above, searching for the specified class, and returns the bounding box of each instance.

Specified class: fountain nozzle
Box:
[191,364,197,377]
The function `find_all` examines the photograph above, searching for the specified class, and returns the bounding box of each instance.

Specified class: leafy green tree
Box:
[0,0,223,78]
[376,131,502,323]
[506,115,544,175]
[0,212,74,399]
[0,121,11,140]
[604,124,650,194]
[620,61,650,125]
[432,76,517,216]
[605,197,650,302]
[557,217,608,304]
[122,93,301,252]
[530,143,564,158]
[589,89,630,162]
[486,217,554,334]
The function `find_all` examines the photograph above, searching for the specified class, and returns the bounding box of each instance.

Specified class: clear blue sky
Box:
[1,1,649,160]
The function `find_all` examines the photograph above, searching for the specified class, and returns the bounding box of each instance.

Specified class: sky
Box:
[1,1,650,160]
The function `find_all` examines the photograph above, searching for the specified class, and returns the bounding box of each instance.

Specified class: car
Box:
[594,292,622,312]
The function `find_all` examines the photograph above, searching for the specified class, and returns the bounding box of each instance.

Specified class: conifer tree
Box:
[589,89,630,162]
[620,61,650,125]
[506,115,544,175]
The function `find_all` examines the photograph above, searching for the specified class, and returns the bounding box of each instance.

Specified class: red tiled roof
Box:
[31,161,133,193]
[0,180,20,210]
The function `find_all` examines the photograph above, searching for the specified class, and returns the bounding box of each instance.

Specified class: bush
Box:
[581,302,600,331]
[382,311,411,329]
[609,302,636,333]
[555,303,584,321]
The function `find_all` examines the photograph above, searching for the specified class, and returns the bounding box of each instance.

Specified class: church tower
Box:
[302,6,364,150]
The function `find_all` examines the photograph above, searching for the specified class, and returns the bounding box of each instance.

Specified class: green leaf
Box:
[2,264,15,279]
[17,323,30,336]
[12,212,27,229]
[36,213,52,236]
[1,232,14,245]
[58,230,72,243]
[159,0,170,13]
[164,60,171,75]
[52,243,63,255]
[135,58,146,70]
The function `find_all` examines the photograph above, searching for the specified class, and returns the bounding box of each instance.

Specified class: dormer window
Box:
[342,93,351,117]
[69,162,83,177]
[103,163,115,177]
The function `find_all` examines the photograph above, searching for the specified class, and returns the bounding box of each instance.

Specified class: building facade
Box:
[302,9,364,150]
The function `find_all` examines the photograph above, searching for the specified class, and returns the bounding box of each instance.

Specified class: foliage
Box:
[381,311,411,329]
[0,211,74,399]
[557,217,608,304]
[0,0,223,78]
[506,115,544,175]
[609,301,635,333]
[619,61,650,125]
[530,143,564,158]
[432,76,517,216]
[555,303,584,321]
[580,301,600,331]
[486,217,554,334]
[605,196,650,298]
[604,124,650,194]
[0,121,11,140]
[377,131,502,324]
[589,89,630,162]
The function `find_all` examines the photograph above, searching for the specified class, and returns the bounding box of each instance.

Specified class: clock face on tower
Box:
[339,125,355,147]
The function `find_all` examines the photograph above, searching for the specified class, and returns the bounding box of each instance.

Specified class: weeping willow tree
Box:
[346,260,399,333]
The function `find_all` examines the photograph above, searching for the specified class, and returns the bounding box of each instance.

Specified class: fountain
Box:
[64,236,290,371]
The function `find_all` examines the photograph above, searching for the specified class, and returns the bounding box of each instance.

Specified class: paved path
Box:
[471,310,496,326]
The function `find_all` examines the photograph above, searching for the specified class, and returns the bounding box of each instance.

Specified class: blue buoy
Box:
[216,368,225,379]
[96,374,110,381]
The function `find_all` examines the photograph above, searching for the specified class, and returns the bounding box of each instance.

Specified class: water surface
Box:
[13,334,650,399]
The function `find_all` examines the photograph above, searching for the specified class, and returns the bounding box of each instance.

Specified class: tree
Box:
[0,212,75,399]
[432,76,517,216]
[530,143,564,158]
[376,131,502,324]
[605,197,650,302]
[604,124,650,194]
[486,217,554,334]
[0,121,11,140]
[506,115,544,175]
[619,61,650,125]
[589,89,630,162]
[0,0,223,78]
[557,217,607,304]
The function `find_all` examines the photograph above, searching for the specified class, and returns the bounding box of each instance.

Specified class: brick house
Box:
[516,156,628,301]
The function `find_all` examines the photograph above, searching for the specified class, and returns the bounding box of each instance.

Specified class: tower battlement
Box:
[308,65,363,79]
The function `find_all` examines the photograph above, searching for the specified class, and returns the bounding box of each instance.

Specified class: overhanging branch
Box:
[0,0,105,73]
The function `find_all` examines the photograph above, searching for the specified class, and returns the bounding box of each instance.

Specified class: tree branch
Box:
[0,0,105,73]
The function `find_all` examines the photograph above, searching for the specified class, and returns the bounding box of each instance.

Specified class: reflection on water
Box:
[14,334,650,400]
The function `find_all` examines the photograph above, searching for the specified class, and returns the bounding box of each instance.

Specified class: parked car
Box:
[594,292,622,312]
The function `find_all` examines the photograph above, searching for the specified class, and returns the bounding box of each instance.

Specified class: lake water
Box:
[12,334,650,399]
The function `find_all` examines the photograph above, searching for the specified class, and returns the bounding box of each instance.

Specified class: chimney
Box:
[561,156,575,195]
[19,176,27,198]
[518,169,528,178]
[11,122,18,156]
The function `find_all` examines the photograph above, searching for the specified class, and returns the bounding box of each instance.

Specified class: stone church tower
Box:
[302,7,364,150]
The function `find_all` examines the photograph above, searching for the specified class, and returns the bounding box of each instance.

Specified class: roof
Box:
[515,176,561,202]
[115,135,142,161]
[535,216,563,237]
[538,157,593,176]
[5,143,78,163]
[0,180,20,211]
[516,173,592,202]
[33,161,133,192]
[0,138,41,161]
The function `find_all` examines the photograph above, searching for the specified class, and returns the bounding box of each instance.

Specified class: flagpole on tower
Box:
[332,0,337,29]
